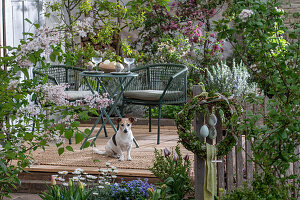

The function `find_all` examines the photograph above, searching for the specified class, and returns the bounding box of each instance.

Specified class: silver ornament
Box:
[208,126,217,139]
[208,114,217,127]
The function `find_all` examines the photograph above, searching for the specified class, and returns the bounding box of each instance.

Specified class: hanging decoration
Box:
[176,92,239,159]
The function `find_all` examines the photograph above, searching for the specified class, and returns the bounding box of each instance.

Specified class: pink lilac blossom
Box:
[16,27,61,67]
[238,9,254,22]
[35,83,112,109]
[35,83,70,106]
[19,104,41,116]
[84,93,113,110]
[7,80,19,90]
[48,130,65,144]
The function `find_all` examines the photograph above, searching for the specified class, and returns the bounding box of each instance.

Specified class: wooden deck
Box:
[19,122,192,193]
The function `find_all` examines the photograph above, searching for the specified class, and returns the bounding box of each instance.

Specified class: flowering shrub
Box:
[238,9,254,22]
[16,25,62,67]
[137,0,225,73]
[216,0,299,198]
[0,19,110,198]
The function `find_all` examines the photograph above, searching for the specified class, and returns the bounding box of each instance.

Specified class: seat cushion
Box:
[124,90,183,101]
[65,91,96,101]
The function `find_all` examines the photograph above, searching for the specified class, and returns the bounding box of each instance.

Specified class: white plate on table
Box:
[83,71,104,74]
[110,72,131,75]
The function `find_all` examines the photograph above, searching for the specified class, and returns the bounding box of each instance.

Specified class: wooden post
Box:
[193,85,205,200]
[246,139,253,187]
[293,145,299,198]
[226,149,234,191]
[236,136,243,187]
[216,110,225,196]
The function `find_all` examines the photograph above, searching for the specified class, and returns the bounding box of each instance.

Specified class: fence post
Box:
[193,85,205,200]
[216,110,225,196]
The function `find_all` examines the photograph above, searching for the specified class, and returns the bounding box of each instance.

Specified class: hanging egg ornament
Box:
[208,126,217,139]
[208,114,217,127]
[199,125,209,138]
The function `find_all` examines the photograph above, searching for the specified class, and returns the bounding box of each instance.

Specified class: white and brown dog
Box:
[93,117,135,161]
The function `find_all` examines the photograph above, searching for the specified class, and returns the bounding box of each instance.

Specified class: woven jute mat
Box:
[31,125,194,170]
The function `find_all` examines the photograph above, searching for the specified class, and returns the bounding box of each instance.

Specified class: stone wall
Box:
[282,0,300,24]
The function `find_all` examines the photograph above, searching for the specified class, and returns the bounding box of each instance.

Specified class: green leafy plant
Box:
[215,0,299,198]
[40,180,92,200]
[150,145,193,199]
[145,105,184,119]
[0,21,105,198]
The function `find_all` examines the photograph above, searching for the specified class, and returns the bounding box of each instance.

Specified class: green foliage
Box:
[0,21,94,198]
[215,0,299,198]
[205,60,257,97]
[222,173,292,200]
[146,105,183,119]
[40,181,92,200]
[143,34,191,65]
[150,145,193,199]
[176,93,238,158]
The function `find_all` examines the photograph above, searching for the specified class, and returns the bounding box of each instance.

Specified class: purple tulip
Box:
[173,152,179,161]
[184,154,189,161]
[164,148,171,157]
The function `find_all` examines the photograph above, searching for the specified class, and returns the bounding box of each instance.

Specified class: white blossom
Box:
[18,104,41,116]
[58,171,68,175]
[86,175,97,180]
[16,27,62,67]
[7,80,19,90]
[239,9,254,22]
[73,18,94,38]
[275,7,284,14]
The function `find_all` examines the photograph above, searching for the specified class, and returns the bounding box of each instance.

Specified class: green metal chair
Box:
[33,65,108,142]
[121,63,188,144]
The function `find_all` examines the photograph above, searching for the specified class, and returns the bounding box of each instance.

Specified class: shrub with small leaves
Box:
[205,60,257,97]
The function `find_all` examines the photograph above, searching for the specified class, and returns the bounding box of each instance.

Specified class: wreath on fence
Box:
[176,92,238,159]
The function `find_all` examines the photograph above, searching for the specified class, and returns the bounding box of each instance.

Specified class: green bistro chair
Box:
[121,64,188,144]
[33,65,108,143]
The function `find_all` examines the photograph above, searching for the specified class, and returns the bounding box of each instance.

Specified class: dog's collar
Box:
[112,133,117,146]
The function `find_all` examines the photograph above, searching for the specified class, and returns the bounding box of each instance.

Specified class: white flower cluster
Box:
[35,83,70,106]
[34,83,113,109]
[155,38,191,63]
[57,114,78,126]
[239,9,254,22]
[18,104,41,116]
[206,60,257,97]
[52,166,118,188]
[84,93,113,110]
[16,27,61,67]
[157,42,176,54]
[275,7,284,14]
[73,17,95,38]
[7,80,19,90]
[47,130,65,145]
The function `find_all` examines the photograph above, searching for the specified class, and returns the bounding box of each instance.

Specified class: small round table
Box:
[79,71,139,149]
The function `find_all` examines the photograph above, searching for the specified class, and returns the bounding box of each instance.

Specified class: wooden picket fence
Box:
[192,85,299,199]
